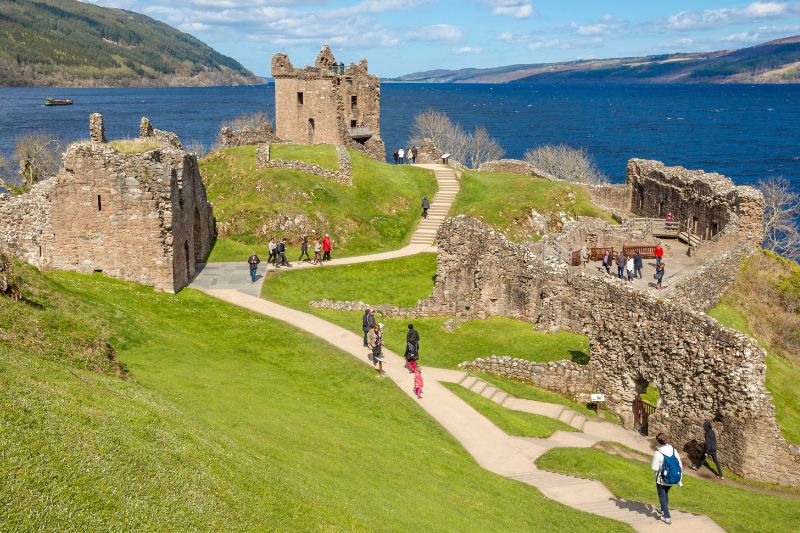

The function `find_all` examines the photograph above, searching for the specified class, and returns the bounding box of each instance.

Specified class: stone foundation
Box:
[409,216,799,486]
[255,143,352,185]
[219,124,277,147]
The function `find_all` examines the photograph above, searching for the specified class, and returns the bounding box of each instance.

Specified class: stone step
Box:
[558,409,576,426]
[480,386,498,400]
[492,391,509,405]
[571,414,586,431]
[470,379,489,395]
[460,375,478,389]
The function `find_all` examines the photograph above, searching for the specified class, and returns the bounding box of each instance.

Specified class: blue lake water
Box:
[0,83,798,190]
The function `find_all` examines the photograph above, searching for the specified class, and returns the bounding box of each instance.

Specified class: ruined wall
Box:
[628,159,764,246]
[414,139,443,164]
[477,159,539,175]
[271,45,385,161]
[581,183,632,215]
[425,216,799,485]
[0,179,55,269]
[665,246,754,312]
[255,143,352,185]
[139,117,182,149]
[218,125,277,147]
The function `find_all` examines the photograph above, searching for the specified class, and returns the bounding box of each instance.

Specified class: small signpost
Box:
[590,393,605,415]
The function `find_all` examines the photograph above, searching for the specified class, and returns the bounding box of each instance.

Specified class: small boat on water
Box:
[44,98,73,106]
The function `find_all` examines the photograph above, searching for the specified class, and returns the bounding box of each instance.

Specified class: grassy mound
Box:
[200,145,437,262]
[451,171,615,241]
[708,251,800,444]
[537,446,800,533]
[1,262,623,531]
[262,253,590,368]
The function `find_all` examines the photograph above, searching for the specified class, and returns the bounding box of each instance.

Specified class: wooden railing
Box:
[633,396,656,436]
[349,126,372,138]
[623,244,656,258]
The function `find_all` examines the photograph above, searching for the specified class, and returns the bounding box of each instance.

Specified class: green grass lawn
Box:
[1,262,625,531]
[262,253,590,369]
[201,145,436,262]
[270,143,339,170]
[709,302,800,444]
[537,447,800,533]
[451,171,615,241]
[443,383,576,438]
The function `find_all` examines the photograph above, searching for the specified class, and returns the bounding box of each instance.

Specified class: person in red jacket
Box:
[322,234,332,261]
[654,243,664,267]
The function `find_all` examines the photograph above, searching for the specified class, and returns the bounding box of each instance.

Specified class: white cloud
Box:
[453,46,482,54]
[527,39,565,51]
[721,31,762,42]
[496,31,514,41]
[408,24,463,43]
[667,2,799,31]
[571,22,611,35]
[488,1,533,19]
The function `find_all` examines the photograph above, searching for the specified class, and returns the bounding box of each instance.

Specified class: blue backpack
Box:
[660,449,682,485]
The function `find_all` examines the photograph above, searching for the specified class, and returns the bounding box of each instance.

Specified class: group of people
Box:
[591,243,666,290]
[651,421,723,525]
[393,146,418,165]
[362,307,424,399]
[246,234,333,281]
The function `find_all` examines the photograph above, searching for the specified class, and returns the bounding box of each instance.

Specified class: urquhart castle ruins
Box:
[0,44,798,488]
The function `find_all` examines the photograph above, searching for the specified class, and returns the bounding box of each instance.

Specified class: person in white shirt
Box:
[398,148,405,164]
[626,255,635,282]
[651,433,683,525]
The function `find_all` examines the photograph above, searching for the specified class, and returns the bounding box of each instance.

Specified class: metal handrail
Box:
[349,126,372,138]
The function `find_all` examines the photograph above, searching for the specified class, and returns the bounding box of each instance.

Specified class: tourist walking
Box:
[690,421,724,478]
[421,196,430,219]
[268,238,277,264]
[362,307,376,347]
[322,234,332,261]
[398,147,405,164]
[651,433,683,525]
[602,250,611,275]
[247,252,260,283]
[405,324,420,373]
[655,243,664,266]
[655,262,665,290]
[313,239,323,265]
[634,251,643,279]
[626,255,635,282]
[666,212,673,223]
[275,238,291,268]
[580,246,588,268]
[393,149,399,164]
[616,251,626,279]
[406,146,413,164]
[298,235,311,262]
[412,146,418,163]
[368,323,384,375]
[414,367,424,399]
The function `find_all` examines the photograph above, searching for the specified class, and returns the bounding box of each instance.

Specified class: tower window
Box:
[297,92,304,105]
[97,195,102,211]
[351,95,357,109]
[351,120,357,127]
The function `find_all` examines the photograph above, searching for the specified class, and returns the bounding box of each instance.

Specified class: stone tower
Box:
[271,44,385,161]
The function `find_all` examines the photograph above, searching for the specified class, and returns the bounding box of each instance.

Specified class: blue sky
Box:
[85,0,800,77]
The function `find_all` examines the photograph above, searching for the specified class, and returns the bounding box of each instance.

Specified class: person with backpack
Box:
[362,307,375,347]
[651,433,683,525]
[274,238,291,268]
[421,196,430,219]
[690,421,724,478]
[368,323,384,375]
[405,324,420,373]
[247,252,260,283]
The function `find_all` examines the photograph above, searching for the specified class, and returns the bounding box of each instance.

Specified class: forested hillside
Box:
[0,0,262,87]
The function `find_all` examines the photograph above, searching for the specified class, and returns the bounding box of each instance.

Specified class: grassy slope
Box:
[201,146,437,262]
[261,253,590,369]
[270,144,338,170]
[537,447,800,533]
[451,171,615,241]
[443,383,576,438]
[1,263,623,531]
[707,251,800,444]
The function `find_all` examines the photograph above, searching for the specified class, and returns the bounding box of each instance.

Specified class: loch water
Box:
[0,83,798,190]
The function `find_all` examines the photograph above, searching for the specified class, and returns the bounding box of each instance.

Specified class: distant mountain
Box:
[395,36,800,84]
[0,0,263,87]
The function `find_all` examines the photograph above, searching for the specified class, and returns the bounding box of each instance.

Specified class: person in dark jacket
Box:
[247,252,260,282]
[274,238,291,268]
[362,307,376,347]
[616,251,626,279]
[405,324,420,373]
[393,150,399,164]
[634,251,643,279]
[421,196,430,219]
[690,421,724,478]
[298,235,311,262]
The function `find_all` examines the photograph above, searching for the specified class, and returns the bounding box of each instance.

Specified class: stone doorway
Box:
[633,377,658,435]
[308,118,315,143]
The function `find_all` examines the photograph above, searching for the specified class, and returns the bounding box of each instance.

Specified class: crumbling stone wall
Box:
[255,143,352,185]
[414,139,443,164]
[271,44,385,161]
[0,179,55,269]
[89,113,106,143]
[628,159,764,246]
[665,246,754,312]
[581,183,632,215]
[218,124,277,147]
[478,159,539,175]
[424,216,799,485]
[139,117,183,149]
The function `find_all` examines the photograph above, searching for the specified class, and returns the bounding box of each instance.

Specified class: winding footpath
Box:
[192,164,722,532]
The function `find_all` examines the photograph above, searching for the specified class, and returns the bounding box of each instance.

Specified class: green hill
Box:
[0,253,623,530]
[201,145,437,262]
[0,0,262,87]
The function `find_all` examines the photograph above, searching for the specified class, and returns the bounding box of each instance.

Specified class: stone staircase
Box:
[410,165,460,246]
[457,373,588,431]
